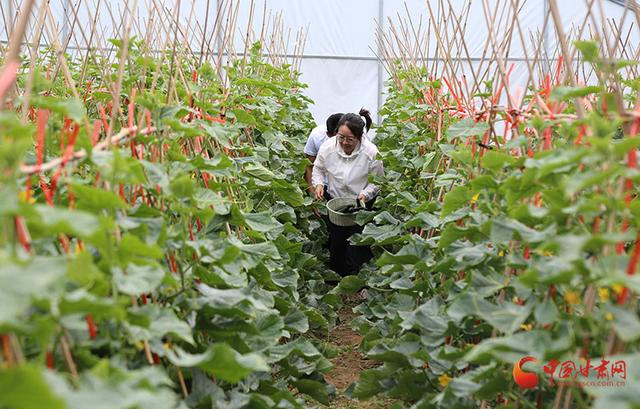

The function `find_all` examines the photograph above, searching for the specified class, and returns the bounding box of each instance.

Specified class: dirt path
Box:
[323,298,395,408]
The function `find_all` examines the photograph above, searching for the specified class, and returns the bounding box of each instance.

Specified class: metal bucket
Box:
[326,197,364,227]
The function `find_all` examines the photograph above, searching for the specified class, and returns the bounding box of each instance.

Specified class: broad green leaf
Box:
[44,366,178,409]
[169,175,196,198]
[266,338,323,363]
[194,189,231,213]
[304,308,329,333]
[167,344,269,383]
[0,366,65,409]
[242,211,283,233]
[140,161,170,190]
[490,216,555,244]
[367,340,422,366]
[59,289,126,320]
[405,211,440,229]
[446,118,489,141]
[334,276,366,294]
[0,257,66,325]
[291,379,330,405]
[91,150,146,184]
[465,330,573,364]
[471,271,506,297]
[609,306,640,342]
[450,148,473,165]
[481,150,513,171]
[438,224,467,249]
[283,309,309,333]
[66,251,106,289]
[565,167,620,196]
[130,305,194,344]
[192,154,235,171]
[231,109,257,126]
[520,256,576,285]
[469,175,498,190]
[29,205,102,237]
[358,223,404,245]
[196,284,271,311]
[441,186,470,217]
[70,184,128,212]
[244,163,274,181]
[119,234,163,260]
[351,369,386,399]
[376,249,421,266]
[228,238,281,260]
[401,299,449,345]
[30,96,85,122]
[377,240,428,266]
[271,179,304,207]
[551,85,603,100]
[112,264,165,295]
[0,185,20,216]
[534,300,558,326]
[448,292,532,334]
[574,40,599,62]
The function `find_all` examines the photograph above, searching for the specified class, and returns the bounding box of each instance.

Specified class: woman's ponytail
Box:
[359,108,372,132]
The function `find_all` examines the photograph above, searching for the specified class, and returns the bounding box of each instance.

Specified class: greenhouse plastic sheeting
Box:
[2,0,637,126]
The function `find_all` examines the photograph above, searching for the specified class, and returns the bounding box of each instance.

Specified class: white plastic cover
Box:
[2,0,637,125]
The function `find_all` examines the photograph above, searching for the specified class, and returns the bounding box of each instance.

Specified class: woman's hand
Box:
[357,193,367,202]
[314,185,325,200]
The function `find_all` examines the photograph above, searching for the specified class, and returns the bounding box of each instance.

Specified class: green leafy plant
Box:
[1,38,339,408]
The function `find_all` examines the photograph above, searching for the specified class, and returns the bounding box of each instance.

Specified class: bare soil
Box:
[323,296,396,409]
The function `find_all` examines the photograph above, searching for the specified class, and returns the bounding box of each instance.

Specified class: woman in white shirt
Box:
[311,109,384,275]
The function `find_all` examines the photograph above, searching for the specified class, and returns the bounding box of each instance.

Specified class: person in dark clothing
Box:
[304,113,344,194]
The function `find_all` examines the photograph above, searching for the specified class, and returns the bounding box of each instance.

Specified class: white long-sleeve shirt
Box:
[303,126,329,157]
[312,137,383,200]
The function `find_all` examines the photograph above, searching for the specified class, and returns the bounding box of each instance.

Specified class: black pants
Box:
[325,191,375,276]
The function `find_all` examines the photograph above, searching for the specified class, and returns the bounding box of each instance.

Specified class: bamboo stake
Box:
[548,0,585,119]
[0,0,35,109]
[21,125,157,174]
[60,331,79,386]
[21,0,48,122]
[78,0,102,86]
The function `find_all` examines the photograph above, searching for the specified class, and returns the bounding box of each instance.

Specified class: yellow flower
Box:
[470,193,480,205]
[74,242,82,254]
[598,288,610,303]
[498,250,505,257]
[564,290,580,305]
[520,323,533,331]
[612,284,625,296]
[542,250,554,257]
[438,374,452,388]
[17,190,36,204]
[163,342,172,351]
[135,341,144,350]
[605,313,614,321]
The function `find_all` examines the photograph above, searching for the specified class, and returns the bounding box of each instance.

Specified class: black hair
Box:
[326,113,343,136]
[336,108,372,139]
